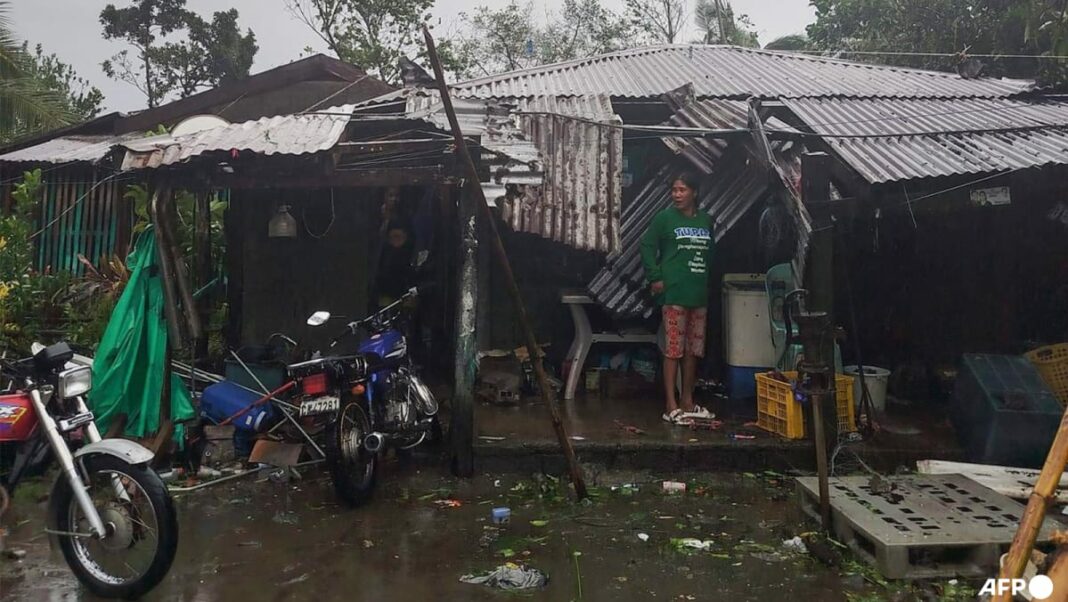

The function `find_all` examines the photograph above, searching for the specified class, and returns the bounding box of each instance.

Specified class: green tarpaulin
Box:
[88,227,194,441]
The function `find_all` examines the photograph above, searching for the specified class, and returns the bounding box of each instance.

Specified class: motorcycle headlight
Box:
[58,366,92,398]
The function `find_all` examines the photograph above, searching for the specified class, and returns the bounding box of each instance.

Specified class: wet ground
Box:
[0,460,978,602]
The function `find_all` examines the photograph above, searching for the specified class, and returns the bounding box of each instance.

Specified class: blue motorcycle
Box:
[309,286,440,505]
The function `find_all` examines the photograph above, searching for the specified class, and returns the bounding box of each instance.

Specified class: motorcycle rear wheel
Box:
[326,401,378,506]
[51,455,178,599]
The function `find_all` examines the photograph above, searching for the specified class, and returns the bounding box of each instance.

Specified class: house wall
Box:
[227,187,378,352]
[0,166,133,275]
[836,170,1068,397]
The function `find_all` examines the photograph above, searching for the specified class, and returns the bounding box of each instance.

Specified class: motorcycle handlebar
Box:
[328,287,424,348]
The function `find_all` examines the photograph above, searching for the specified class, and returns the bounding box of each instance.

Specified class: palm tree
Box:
[0,1,75,144]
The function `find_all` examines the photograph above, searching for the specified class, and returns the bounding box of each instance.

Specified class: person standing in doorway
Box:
[640,172,715,424]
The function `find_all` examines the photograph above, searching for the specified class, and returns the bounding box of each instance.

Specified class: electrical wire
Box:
[28,172,124,240]
[795,49,1068,60]
[302,187,336,239]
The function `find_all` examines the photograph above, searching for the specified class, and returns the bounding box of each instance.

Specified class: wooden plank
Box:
[917,459,1068,503]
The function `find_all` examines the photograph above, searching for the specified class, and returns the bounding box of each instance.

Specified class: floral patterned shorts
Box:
[661,305,707,359]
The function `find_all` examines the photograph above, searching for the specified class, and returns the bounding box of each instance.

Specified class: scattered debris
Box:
[362,540,375,548]
[689,418,723,431]
[637,533,650,542]
[492,507,511,524]
[460,563,548,590]
[478,436,506,442]
[530,520,549,527]
[3,548,26,560]
[280,572,310,586]
[782,536,808,554]
[611,483,639,495]
[570,435,587,441]
[670,538,713,552]
[662,481,687,494]
[750,552,785,563]
[434,499,463,509]
[614,420,646,435]
[728,434,756,440]
[271,510,299,525]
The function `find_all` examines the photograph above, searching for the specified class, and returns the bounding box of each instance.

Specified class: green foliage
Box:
[456,0,632,77]
[0,2,77,143]
[287,0,458,84]
[100,0,257,108]
[625,0,685,44]
[764,34,810,52]
[806,0,1068,86]
[693,0,759,47]
[22,42,105,120]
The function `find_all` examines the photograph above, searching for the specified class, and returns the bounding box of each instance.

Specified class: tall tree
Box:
[100,0,257,108]
[24,43,105,120]
[457,0,632,77]
[693,0,759,47]
[0,2,76,143]
[807,0,1068,85]
[625,0,686,44]
[286,0,457,84]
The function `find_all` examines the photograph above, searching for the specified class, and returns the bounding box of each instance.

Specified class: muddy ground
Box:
[0,460,979,601]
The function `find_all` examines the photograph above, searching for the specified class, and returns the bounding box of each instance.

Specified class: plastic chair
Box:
[764,263,842,372]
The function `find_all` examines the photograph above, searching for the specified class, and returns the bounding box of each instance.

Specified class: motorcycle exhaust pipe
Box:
[363,432,386,453]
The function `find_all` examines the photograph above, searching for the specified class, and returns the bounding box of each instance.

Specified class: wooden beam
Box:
[214,166,450,189]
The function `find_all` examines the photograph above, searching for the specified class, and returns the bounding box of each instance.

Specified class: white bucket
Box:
[844,365,891,414]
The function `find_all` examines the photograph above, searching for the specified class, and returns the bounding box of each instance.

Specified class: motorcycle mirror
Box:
[307,311,331,326]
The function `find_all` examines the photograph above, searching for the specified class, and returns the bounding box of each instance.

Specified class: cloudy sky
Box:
[11,0,816,113]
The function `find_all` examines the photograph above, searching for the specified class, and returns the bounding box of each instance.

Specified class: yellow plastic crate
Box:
[1026,343,1068,406]
[755,371,856,440]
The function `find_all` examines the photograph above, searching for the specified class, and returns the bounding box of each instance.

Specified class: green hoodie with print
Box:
[639,207,714,308]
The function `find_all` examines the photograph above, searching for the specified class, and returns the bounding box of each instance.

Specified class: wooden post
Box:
[423,25,589,499]
[451,183,478,477]
[194,188,212,358]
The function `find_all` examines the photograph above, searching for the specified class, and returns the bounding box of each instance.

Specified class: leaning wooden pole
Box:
[423,25,588,499]
[993,410,1068,602]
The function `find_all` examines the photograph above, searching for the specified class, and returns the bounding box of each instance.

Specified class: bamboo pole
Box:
[1045,533,1068,602]
[993,410,1068,602]
[422,25,588,499]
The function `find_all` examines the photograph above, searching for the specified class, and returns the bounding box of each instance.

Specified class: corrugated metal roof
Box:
[0,133,142,164]
[588,158,775,318]
[120,105,357,169]
[357,89,623,252]
[454,45,1034,100]
[784,97,1068,184]
[504,95,622,252]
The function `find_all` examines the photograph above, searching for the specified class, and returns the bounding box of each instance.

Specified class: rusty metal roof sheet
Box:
[504,95,622,252]
[454,45,1034,100]
[784,97,1068,184]
[588,158,775,318]
[0,133,142,164]
[120,105,357,169]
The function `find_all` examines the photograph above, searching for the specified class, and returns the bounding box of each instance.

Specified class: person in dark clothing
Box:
[374,218,415,308]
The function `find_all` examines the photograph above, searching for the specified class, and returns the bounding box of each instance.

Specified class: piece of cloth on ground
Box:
[459,563,548,590]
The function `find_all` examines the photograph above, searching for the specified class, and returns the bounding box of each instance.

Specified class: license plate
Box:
[299,396,340,417]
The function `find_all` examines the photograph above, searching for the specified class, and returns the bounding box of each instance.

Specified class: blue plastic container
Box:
[950,354,1063,468]
[200,381,276,432]
[726,365,767,399]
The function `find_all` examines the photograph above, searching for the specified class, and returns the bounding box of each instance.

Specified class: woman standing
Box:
[640,173,715,424]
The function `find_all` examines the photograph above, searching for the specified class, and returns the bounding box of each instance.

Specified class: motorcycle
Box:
[198,286,438,507]
[309,285,440,505]
[0,342,178,599]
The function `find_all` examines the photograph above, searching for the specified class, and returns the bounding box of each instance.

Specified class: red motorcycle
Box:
[1,342,178,599]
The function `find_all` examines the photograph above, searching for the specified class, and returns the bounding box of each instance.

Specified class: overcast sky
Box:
[11,0,816,114]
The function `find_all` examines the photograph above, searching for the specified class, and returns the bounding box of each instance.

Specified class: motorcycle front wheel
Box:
[50,454,178,599]
[326,401,378,506]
